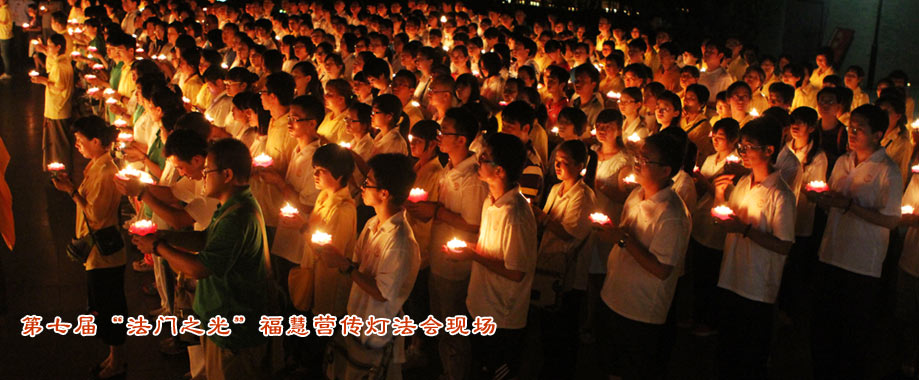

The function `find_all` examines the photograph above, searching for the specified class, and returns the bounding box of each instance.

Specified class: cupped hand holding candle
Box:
[445,238,468,253]
[280,202,299,218]
[115,167,155,184]
[711,205,735,221]
[622,174,637,185]
[589,212,611,225]
[627,133,641,143]
[311,231,332,246]
[114,119,128,128]
[606,91,621,100]
[29,70,39,77]
[252,153,273,167]
[407,188,428,202]
[725,154,741,165]
[805,180,829,193]
[339,141,352,149]
[903,205,915,215]
[92,63,104,70]
[129,219,158,236]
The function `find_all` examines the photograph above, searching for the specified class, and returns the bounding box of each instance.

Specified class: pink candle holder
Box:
[407,188,428,203]
[129,219,157,236]
[252,153,273,168]
[805,180,829,193]
[711,205,735,221]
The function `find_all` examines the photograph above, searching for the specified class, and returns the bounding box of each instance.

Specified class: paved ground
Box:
[0,68,907,380]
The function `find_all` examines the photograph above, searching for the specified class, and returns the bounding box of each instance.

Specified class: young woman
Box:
[681,84,714,160]
[713,117,796,378]
[318,79,353,144]
[52,116,127,379]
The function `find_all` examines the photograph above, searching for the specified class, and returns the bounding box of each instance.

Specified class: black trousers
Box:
[690,238,723,327]
[87,265,127,346]
[717,289,773,380]
[600,306,664,380]
[811,262,881,380]
[471,327,525,380]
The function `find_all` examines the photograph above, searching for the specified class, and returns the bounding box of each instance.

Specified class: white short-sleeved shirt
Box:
[132,113,157,149]
[348,211,421,348]
[818,149,904,278]
[535,180,596,300]
[171,177,220,231]
[718,171,797,304]
[699,67,733,99]
[622,115,648,142]
[775,145,805,201]
[900,174,919,277]
[271,141,321,264]
[601,186,691,324]
[429,155,488,281]
[205,92,234,129]
[466,187,538,330]
[672,170,698,213]
[692,151,734,249]
[590,149,631,274]
[371,128,409,157]
[789,142,828,237]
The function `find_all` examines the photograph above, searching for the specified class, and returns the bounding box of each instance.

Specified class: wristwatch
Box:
[340,260,356,275]
[151,239,163,256]
[617,232,630,248]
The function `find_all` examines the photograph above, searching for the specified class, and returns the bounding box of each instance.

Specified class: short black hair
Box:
[768,82,795,106]
[502,101,535,131]
[686,84,710,104]
[164,129,208,163]
[740,116,783,163]
[290,94,326,122]
[558,107,588,136]
[851,104,890,135]
[367,153,416,205]
[72,116,117,147]
[485,132,527,186]
[208,138,252,182]
[312,143,354,187]
[557,139,589,166]
[712,118,741,142]
[643,133,683,179]
[444,107,480,147]
[174,112,212,140]
[265,72,296,105]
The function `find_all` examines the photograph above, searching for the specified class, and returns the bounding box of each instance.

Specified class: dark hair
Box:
[558,107,588,136]
[502,101,536,131]
[164,129,208,163]
[174,112,212,140]
[740,116,783,163]
[265,72,296,106]
[573,63,600,88]
[291,61,323,100]
[72,116,117,147]
[822,75,843,88]
[227,67,258,84]
[686,84,710,105]
[657,90,683,123]
[643,133,683,179]
[712,118,741,143]
[367,153,416,205]
[622,86,642,103]
[852,104,891,135]
[557,139,589,168]
[372,94,403,127]
[726,81,753,98]
[208,138,252,182]
[410,120,440,151]
[789,107,822,165]
[768,82,795,106]
[455,73,481,103]
[290,95,326,123]
[350,102,372,128]
[444,108,479,147]
[312,144,354,187]
[485,133,527,186]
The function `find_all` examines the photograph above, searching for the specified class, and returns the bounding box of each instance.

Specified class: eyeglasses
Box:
[288,115,316,124]
[847,126,869,136]
[437,130,463,137]
[203,168,222,177]
[361,177,380,189]
[477,153,497,166]
[736,143,767,154]
[635,156,667,167]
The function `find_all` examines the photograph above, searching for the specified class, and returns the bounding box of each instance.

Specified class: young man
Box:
[251,72,298,234]
[597,132,691,379]
[31,33,74,172]
[809,104,903,380]
[699,40,733,105]
[500,101,545,203]
[318,153,421,380]
[843,65,869,110]
[571,63,604,128]
[451,132,538,380]
[132,138,271,380]
[714,118,796,379]
[405,108,487,380]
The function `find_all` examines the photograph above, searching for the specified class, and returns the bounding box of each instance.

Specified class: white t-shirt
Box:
[534,180,596,300]
[171,176,220,231]
[818,149,903,278]
[429,155,488,281]
[775,145,805,201]
[205,92,234,129]
[466,187,538,329]
[718,171,797,304]
[348,210,421,349]
[699,67,733,100]
[672,170,698,213]
[371,128,409,157]
[692,151,734,249]
[271,141,321,264]
[789,142,828,237]
[601,185,691,324]
[900,173,919,277]
[591,148,631,274]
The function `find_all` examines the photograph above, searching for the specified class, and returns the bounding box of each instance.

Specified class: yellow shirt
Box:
[195,85,212,111]
[0,4,13,40]
[302,187,356,317]
[851,87,869,109]
[317,110,349,144]
[792,84,818,111]
[882,127,912,183]
[179,74,204,109]
[680,113,714,161]
[44,54,74,119]
[406,158,443,266]
[403,103,425,130]
[79,155,127,270]
[117,65,136,99]
[251,113,297,227]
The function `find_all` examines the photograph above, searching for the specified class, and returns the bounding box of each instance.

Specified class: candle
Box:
[700,67,707,73]
[590,128,596,136]
[410,100,420,108]
[711,205,735,221]
[693,165,700,173]
[805,180,829,193]
[499,101,509,107]
[749,108,759,117]
[22,23,30,28]
[40,5,46,11]
[28,70,39,77]
[88,46,97,53]
[71,51,81,57]
[103,88,115,95]
[30,39,39,45]
[106,97,118,105]
[446,238,467,252]
[442,45,449,51]
[86,53,93,59]
[627,132,641,143]
[135,48,144,53]
[115,167,155,184]
[408,134,414,143]
[182,96,191,104]
[117,132,133,143]
[339,141,352,149]
[902,205,915,215]
[128,219,158,236]
[114,119,128,128]
[157,54,167,61]
[472,69,480,77]
[725,154,741,164]
[73,28,82,34]
[623,174,637,184]
[580,168,587,176]
[589,212,611,225]
[311,231,332,245]
[606,91,621,100]
[87,87,99,95]
[550,126,559,134]
[911,119,919,129]
[440,15,447,23]
[912,165,919,174]
[84,74,96,80]
[220,63,229,69]
[46,162,65,172]
[408,188,428,202]
[92,63,104,70]
[279,203,299,218]
[252,153,273,167]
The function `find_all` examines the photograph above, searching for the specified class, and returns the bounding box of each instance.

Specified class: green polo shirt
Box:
[193,187,269,349]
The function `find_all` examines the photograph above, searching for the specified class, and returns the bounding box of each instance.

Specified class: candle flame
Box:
[903,205,915,215]
[114,119,128,127]
[28,70,39,77]
[550,126,559,134]
[750,108,759,117]
[627,132,641,142]
[726,154,741,163]
[252,153,273,167]
[408,188,428,202]
[280,202,299,217]
[129,219,158,236]
[339,141,352,149]
[623,174,636,184]
[446,237,467,252]
[606,91,621,99]
[311,230,332,245]
[47,162,65,171]
[589,212,611,225]
[92,63,104,70]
